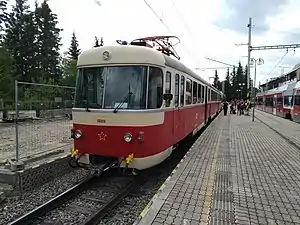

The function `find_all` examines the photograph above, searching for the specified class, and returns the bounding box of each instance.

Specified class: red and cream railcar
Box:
[262,84,287,117]
[255,93,264,111]
[71,37,223,170]
[257,82,297,119]
[292,81,300,122]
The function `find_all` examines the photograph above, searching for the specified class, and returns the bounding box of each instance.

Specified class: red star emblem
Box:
[98,132,107,141]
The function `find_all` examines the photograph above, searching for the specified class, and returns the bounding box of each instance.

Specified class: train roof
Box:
[294,81,300,90]
[265,84,288,95]
[78,45,221,93]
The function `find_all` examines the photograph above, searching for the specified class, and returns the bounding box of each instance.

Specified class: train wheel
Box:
[68,158,78,168]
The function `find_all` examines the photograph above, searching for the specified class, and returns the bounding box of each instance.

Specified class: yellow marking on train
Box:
[200,120,223,224]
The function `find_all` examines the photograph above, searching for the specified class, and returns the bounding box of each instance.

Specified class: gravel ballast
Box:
[0,168,91,225]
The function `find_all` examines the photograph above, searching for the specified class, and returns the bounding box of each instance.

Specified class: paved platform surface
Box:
[255,110,300,148]
[134,114,300,225]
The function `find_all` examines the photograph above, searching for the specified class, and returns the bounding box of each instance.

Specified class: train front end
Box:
[71,45,172,170]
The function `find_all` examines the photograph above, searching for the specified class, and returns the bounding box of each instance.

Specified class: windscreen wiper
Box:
[113,92,133,113]
[113,83,132,113]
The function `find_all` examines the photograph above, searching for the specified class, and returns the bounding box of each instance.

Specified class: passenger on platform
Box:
[230,101,234,114]
[223,100,228,115]
[240,100,244,115]
[231,101,236,114]
[236,101,240,115]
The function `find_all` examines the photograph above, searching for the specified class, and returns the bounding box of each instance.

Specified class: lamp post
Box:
[250,58,264,122]
[238,83,245,99]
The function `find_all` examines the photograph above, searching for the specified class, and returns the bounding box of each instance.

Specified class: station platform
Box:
[134,113,300,225]
[255,110,300,148]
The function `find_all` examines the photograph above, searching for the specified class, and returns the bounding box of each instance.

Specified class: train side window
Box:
[207,89,210,102]
[277,97,283,105]
[197,83,201,103]
[295,96,300,105]
[175,74,180,107]
[201,85,205,103]
[180,75,185,106]
[213,91,217,101]
[165,71,172,107]
[148,67,163,109]
[185,78,192,105]
[192,81,197,104]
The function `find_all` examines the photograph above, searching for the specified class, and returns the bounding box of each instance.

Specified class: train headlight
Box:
[124,133,133,143]
[74,130,82,139]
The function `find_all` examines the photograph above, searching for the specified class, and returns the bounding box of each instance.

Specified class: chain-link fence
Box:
[0,81,75,162]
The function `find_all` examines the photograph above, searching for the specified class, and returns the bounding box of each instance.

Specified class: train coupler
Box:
[132,169,138,176]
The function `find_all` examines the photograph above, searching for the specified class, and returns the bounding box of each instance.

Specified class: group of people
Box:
[222,99,251,116]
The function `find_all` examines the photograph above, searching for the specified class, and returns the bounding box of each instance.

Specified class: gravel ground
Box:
[0,118,72,161]
[0,168,91,225]
[99,172,169,225]
[33,175,133,225]
[99,145,193,225]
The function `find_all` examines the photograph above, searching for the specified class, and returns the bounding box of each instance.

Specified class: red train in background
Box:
[255,80,300,122]
[70,36,224,171]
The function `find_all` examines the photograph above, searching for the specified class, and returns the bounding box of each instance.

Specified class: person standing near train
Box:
[223,100,229,115]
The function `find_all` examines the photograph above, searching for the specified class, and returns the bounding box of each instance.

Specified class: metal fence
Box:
[0,81,75,163]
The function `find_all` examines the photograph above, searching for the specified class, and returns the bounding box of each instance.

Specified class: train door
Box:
[165,71,174,142]
[273,95,277,115]
[204,86,208,123]
[174,74,184,141]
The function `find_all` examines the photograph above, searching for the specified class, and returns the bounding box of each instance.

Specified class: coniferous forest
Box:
[0,0,103,110]
[212,62,254,101]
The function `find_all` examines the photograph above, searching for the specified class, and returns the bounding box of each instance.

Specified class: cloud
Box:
[281,28,300,44]
[25,0,299,86]
[216,0,288,34]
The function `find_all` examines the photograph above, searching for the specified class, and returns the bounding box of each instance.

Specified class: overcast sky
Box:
[27,0,300,86]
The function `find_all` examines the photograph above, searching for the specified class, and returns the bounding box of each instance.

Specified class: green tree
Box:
[22,12,40,82]
[35,0,62,82]
[0,0,8,42]
[4,0,30,81]
[213,70,219,88]
[0,47,14,100]
[60,51,77,86]
[94,36,104,47]
[243,64,249,99]
[230,66,237,97]
[94,36,100,47]
[68,31,80,60]
[224,68,232,100]
[213,69,221,90]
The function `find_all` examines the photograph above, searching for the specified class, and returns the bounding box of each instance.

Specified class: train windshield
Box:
[74,66,147,109]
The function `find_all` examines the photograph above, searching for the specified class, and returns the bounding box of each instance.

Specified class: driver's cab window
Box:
[148,67,163,109]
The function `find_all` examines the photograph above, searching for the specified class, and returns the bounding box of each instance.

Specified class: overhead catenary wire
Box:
[171,0,193,38]
[143,0,198,64]
[260,50,289,82]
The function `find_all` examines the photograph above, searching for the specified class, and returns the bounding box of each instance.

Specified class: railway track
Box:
[8,167,144,225]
